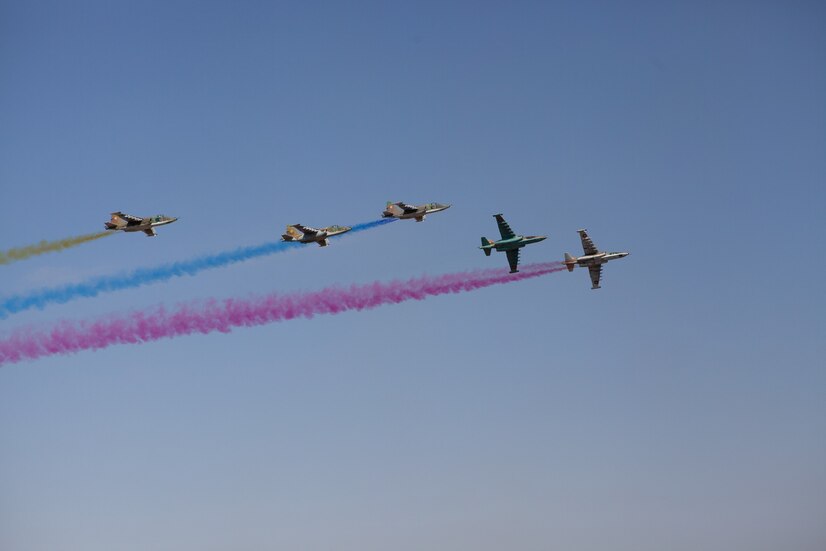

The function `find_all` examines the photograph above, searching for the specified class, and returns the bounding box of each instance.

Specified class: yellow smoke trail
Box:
[0,231,113,265]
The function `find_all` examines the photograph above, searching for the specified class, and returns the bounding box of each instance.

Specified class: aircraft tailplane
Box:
[481,237,492,256]
[564,253,576,272]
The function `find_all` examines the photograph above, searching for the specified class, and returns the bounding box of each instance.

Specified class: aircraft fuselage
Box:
[383,203,451,222]
[117,218,177,232]
[490,235,547,251]
[573,251,628,267]
[105,214,178,233]
[282,225,351,246]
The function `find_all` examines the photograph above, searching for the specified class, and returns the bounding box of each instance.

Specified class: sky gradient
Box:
[1,1,824,550]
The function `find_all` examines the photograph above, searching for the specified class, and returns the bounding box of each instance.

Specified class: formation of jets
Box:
[477,213,628,288]
[105,202,629,289]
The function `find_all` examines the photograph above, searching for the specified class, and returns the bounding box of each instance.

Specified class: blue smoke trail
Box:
[0,218,396,318]
[343,218,396,235]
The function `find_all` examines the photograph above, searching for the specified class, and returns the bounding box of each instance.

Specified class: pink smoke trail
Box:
[0,262,565,366]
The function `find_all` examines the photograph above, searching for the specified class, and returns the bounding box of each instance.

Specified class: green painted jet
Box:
[480,214,547,273]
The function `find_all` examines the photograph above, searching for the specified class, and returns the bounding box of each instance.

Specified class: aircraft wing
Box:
[113,212,144,226]
[494,214,516,240]
[293,224,319,235]
[143,228,156,237]
[578,229,599,255]
[588,265,602,289]
[396,202,418,214]
[506,249,520,273]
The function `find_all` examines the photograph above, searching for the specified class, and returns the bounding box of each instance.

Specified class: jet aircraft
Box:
[104,212,178,237]
[382,201,450,222]
[563,229,629,289]
[480,214,547,273]
[281,224,351,247]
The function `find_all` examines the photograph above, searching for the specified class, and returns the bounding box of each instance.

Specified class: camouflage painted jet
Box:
[382,201,450,222]
[480,214,547,273]
[563,229,629,289]
[281,223,351,247]
[104,212,178,237]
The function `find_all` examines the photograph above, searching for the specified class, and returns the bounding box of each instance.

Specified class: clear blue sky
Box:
[1,1,824,549]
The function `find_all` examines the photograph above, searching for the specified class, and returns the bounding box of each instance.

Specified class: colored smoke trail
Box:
[0,232,113,265]
[0,262,565,366]
[0,219,395,318]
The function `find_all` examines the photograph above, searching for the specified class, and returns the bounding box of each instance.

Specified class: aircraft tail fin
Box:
[480,237,492,256]
[564,253,576,272]
[282,225,302,241]
[383,201,400,218]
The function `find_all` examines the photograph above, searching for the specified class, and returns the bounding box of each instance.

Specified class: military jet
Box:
[281,223,351,247]
[563,229,629,289]
[480,214,547,273]
[382,201,450,222]
[104,212,178,237]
